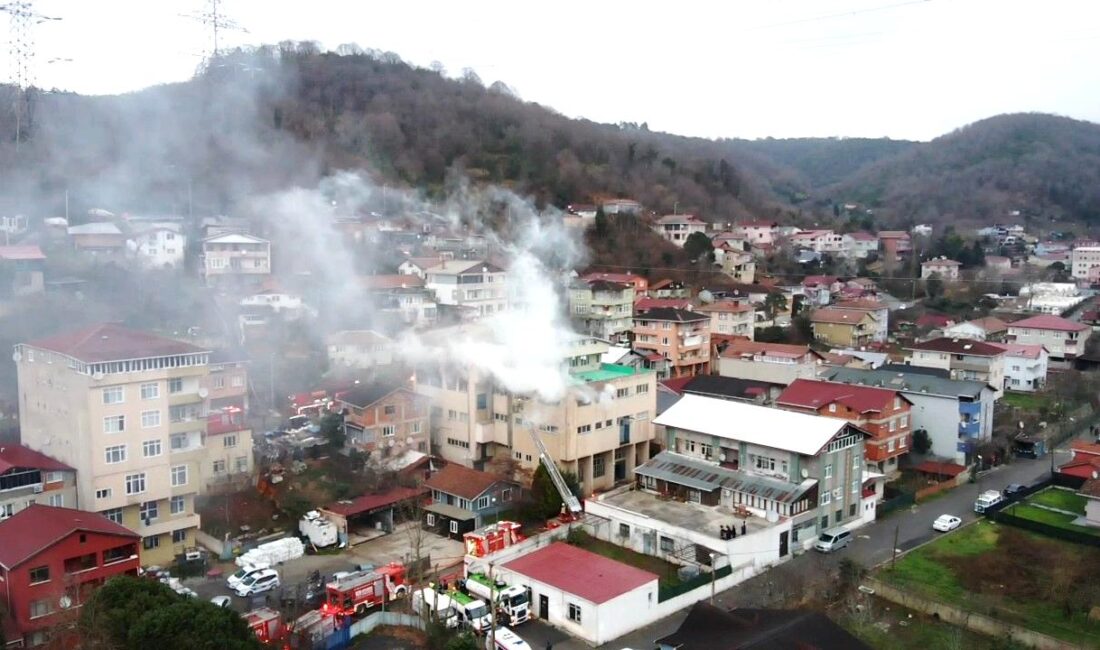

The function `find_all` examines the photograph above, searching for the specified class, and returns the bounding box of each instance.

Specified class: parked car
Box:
[235,569,280,597]
[1003,483,1026,497]
[813,527,851,553]
[210,595,232,608]
[226,563,269,590]
[932,515,962,532]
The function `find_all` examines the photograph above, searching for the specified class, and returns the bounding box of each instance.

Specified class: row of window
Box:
[0,493,65,520]
[101,496,188,524]
[87,354,207,377]
[819,481,861,506]
[95,466,190,498]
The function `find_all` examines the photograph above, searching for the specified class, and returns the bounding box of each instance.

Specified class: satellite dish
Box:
[198,387,209,398]
[387,439,395,447]
[801,468,809,479]
[1093,471,1098,480]
[11,350,20,362]
[59,596,72,609]
[719,453,727,462]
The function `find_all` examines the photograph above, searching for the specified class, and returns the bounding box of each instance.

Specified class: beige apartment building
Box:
[425,260,508,318]
[632,308,710,378]
[14,323,250,565]
[414,331,656,496]
[568,279,635,344]
[697,301,754,339]
[201,233,271,286]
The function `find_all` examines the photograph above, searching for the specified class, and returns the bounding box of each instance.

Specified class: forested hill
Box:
[0,45,804,223]
[728,137,918,189]
[827,113,1100,228]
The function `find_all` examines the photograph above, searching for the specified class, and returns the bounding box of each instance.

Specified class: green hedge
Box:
[658,564,732,602]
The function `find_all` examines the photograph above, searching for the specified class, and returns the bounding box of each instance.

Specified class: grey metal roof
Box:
[635,451,816,504]
[819,367,989,398]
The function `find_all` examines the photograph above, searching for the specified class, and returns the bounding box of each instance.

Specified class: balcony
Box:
[169,392,204,407]
[170,419,206,435]
[682,335,704,348]
[139,513,201,538]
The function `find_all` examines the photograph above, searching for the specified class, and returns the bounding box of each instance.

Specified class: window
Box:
[172,529,187,544]
[142,439,162,458]
[102,386,124,404]
[850,503,858,517]
[48,494,63,507]
[28,566,49,585]
[660,536,674,553]
[823,464,833,479]
[168,378,183,394]
[449,520,458,534]
[889,419,897,432]
[576,424,591,434]
[382,425,396,437]
[45,471,62,483]
[96,488,112,500]
[568,603,582,623]
[141,410,161,428]
[171,465,188,487]
[636,383,649,394]
[103,415,125,434]
[412,421,422,434]
[212,460,226,474]
[894,397,901,409]
[619,523,630,538]
[476,496,490,509]
[501,488,513,502]
[616,387,630,398]
[821,491,831,505]
[125,473,146,495]
[236,456,248,473]
[102,507,123,524]
[593,456,606,477]
[900,415,908,429]
[104,445,127,464]
[899,435,907,448]
[170,495,185,515]
[139,500,158,522]
[223,434,237,448]
[231,375,244,388]
[426,513,436,527]
[140,383,159,400]
[143,535,160,550]
[851,480,860,494]
[887,439,895,452]
[384,404,397,415]
[29,599,52,619]
[212,375,225,389]
[828,403,837,413]
[852,455,860,469]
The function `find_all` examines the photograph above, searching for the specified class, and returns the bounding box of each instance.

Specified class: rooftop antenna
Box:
[2,1,61,151]
[181,0,248,65]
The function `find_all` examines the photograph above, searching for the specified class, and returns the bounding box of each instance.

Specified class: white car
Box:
[932,514,962,532]
[226,564,269,590]
[210,595,232,608]
[235,569,280,597]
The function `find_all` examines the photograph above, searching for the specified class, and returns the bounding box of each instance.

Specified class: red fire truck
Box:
[321,563,408,616]
[463,521,524,558]
[244,607,286,646]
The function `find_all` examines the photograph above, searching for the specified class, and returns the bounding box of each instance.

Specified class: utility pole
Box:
[2,1,62,151]
[180,0,248,65]
[489,561,496,649]
[890,525,899,569]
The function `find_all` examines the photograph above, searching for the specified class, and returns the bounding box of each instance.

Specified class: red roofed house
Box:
[496,541,658,645]
[1058,440,1100,481]
[777,379,912,475]
[878,231,911,264]
[582,272,649,296]
[319,485,425,545]
[717,340,824,386]
[422,462,520,538]
[832,299,889,343]
[921,257,961,281]
[0,445,77,519]
[987,342,1049,392]
[334,379,430,459]
[697,301,754,340]
[0,505,140,647]
[731,221,777,245]
[907,337,1007,398]
[1007,314,1092,361]
[810,308,878,348]
[633,308,711,378]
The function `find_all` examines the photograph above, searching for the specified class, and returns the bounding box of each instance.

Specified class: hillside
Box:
[828,113,1100,229]
[0,45,805,224]
[728,137,918,189]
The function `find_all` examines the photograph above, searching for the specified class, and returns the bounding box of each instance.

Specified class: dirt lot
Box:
[196,488,284,539]
[351,626,427,649]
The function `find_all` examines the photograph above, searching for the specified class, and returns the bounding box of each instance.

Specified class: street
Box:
[517,447,1073,650]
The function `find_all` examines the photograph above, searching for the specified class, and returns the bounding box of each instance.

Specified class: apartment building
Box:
[719,250,756,284]
[336,380,430,460]
[632,308,710,378]
[569,279,635,344]
[832,299,888,343]
[414,332,656,496]
[425,260,508,317]
[0,445,78,519]
[650,394,873,548]
[581,271,648,297]
[202,349,250,412]
[14,323,222,565]
[652,215,707,247]
[842,232,879,258]
[777,379,912,475]
[697,301,754,339]
[130,224,186,269]
[326,330,395,370]
[730,221,776,245]
[921,257,961,281]
[1007,314,1091,362]
[810,309,878,348]
[907,338,1006,397]
[988,342,1049,392]
[201,233,271,286]
[1071,246,1100,279]
[789,230,844,254]
[717,340,823,386]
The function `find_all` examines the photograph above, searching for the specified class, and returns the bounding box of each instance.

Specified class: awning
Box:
[424,502,476,521]
[635,451,816,504]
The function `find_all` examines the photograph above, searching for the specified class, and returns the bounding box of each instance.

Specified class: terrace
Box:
[598,486,776,539]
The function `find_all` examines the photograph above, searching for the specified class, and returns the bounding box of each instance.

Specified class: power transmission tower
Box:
[181,0,248,65]
[1,1,60,150]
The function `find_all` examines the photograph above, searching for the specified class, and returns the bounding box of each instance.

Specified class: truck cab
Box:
[450,591,492,633]
[412,588,460,629]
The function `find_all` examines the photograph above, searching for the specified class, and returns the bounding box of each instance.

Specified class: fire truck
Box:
[244,607,285,646]
[321,563,408,616]
[463,521,525,558]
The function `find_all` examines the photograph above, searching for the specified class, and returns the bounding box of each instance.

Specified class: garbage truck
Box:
[450,589,493,634]
[463,572,530,626]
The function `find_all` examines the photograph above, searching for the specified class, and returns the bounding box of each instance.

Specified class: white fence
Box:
[348,611,424,637]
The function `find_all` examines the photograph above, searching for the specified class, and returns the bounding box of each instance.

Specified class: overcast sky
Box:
[22,0,1100,141]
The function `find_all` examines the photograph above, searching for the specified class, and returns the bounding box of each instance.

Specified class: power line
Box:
[1,1,61,151]
[180,0,248,64]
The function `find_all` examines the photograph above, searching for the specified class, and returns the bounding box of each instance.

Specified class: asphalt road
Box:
[517,448,1073,650]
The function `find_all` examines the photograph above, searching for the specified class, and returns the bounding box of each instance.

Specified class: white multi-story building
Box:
[989,343,1049,392]
[697,301,754,339]
[1007,314,1092,361]
[201,233,271,286]
[652,215,707,247]
[129,224,186,269]
[569,279,635,344]
[1071,246,1100,279]
[906,338,1007,398]
[841,232,879,259]
[326,330,394,369]
[730,221,776,245]
[921,257,961,281]
[425,260,508,318]
[789,230,844,254]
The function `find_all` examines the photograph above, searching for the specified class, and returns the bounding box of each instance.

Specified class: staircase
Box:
[527,429,582,515]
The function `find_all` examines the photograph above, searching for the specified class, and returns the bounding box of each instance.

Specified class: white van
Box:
[814,527,851,553]
[485,626,532,650]
[412,588,459,629]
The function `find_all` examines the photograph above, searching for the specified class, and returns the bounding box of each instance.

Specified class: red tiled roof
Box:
[735,221,776,228]
[913,461,967,477]
[634,297,692,311]
[777,379,907,414]
[659,376,693,395]
[0,245,45,261]
[721,340,811,360]
[697,300,753,313]
[644,352,665,362]
[986,342,1046,359]
[322,486,425,517]
[0,445,73,475]
[833,299,886,311]
[1009,314,1090,332]
[0,505,139,569]
[503,542,657,604]
[24,323,207,363]
[811,308,874,325]
[582,272,646,287]
[802,275,838,287]
[634,307,707,323]
[916,313,955,328]
[908,337,1006,356]
[359,274,425,289]
[424,463,505,500]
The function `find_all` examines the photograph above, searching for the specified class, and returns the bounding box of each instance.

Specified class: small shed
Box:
[320,486,425,547]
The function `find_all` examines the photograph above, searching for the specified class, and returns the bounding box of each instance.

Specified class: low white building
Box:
[989,342,1049,392]
[842,232,879,258]
[240,291,312,316]
[493,541,658,646]
[653,215,707,247]
[128,224,186,268]
[921,257,960,281]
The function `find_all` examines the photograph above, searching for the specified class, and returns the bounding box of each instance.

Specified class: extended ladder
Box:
[527,429,582,515]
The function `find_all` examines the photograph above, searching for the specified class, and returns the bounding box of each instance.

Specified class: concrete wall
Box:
[866,577,1078,650]
[717,357,815,386]
[901,392,962,463]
